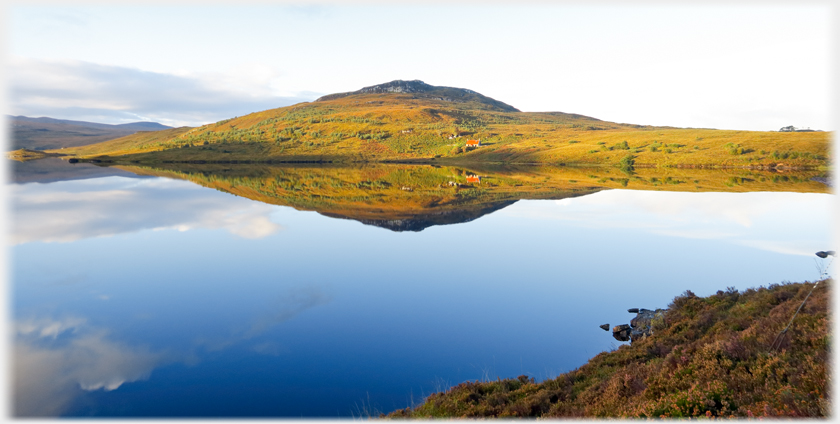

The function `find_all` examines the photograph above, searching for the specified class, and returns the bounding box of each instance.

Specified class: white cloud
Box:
[8,57,318,127]
[8,5,830,131]
[11,176,283,245]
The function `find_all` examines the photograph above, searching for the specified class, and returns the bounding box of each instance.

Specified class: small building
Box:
[466,139,481,147]
[466,175,481,184]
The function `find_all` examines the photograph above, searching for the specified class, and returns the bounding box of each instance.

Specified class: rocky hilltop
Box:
[315,79,520,112]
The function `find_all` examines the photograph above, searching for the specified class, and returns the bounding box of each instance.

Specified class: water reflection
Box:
[12,281,333,417]
[11,157,148,184]
[10,161,829,239]
[8,160,834,417]
[102,162,829,232]
[14,317,166,416]
[192,284,333,352]
[11,176,282,245]
[506,190,831,257]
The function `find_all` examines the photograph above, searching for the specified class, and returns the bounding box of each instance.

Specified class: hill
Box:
[387,279,830,418]
[8,115,172,151]
[50,81,831,169]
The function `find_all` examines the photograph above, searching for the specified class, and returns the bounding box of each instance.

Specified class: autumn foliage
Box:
[54,91,832,169]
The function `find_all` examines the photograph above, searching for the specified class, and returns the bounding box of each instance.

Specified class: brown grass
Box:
[51,94,832,169]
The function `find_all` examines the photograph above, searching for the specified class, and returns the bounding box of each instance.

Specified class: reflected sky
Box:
[11,176,282,244]
[9,173,835,417]
[14,317,165,416]
[505,190,833,257]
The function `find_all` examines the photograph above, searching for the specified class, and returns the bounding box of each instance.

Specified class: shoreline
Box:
[386,279,830,418]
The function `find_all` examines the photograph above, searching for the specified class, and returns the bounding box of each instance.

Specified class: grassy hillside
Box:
[387,279,830,418]
[59,127,193,157]
[51,83,832,169]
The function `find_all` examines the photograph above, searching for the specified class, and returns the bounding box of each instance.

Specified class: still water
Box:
[9,160,834,417]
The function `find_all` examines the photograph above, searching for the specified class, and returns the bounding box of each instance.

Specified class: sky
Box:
[4,3,835,131]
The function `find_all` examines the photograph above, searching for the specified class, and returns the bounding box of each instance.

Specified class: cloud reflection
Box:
[506,190,834,257]
[244,286,333,339]
[194,285,333,352]
[11,176,283,245]
[13,317,165,417]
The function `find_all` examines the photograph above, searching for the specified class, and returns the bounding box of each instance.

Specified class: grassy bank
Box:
[387,279,830,418]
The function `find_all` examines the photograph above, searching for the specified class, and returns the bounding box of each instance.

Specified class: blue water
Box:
[9,166,835,417]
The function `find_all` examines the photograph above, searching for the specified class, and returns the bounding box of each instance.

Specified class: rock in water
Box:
[612,324,631,342]
[627,308,639,313]
[599,324,610,331]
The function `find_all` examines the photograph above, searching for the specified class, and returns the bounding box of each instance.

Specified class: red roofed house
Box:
[466,139,481,147]
[466,175,481,184]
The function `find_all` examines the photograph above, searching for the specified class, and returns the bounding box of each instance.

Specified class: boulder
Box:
[599,323,610,331]
[611,308,666,343]
[612,324,631,342]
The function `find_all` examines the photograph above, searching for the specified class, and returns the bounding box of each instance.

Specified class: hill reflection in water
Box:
[107,162,829,232]
[9,160,834,417]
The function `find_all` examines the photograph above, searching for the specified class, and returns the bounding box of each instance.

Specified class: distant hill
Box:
[8,115,172,151]
[50,80,831,170]
[316,80,520,112]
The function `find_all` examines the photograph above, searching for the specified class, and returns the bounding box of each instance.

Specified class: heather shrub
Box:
[390,280,829,419]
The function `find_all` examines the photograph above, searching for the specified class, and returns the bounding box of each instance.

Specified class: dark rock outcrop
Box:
[612,308,666,343]
[315,80,520,112]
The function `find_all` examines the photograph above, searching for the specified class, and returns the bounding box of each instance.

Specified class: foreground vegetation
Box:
[50,81,832,169]
[387,279,830,418]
